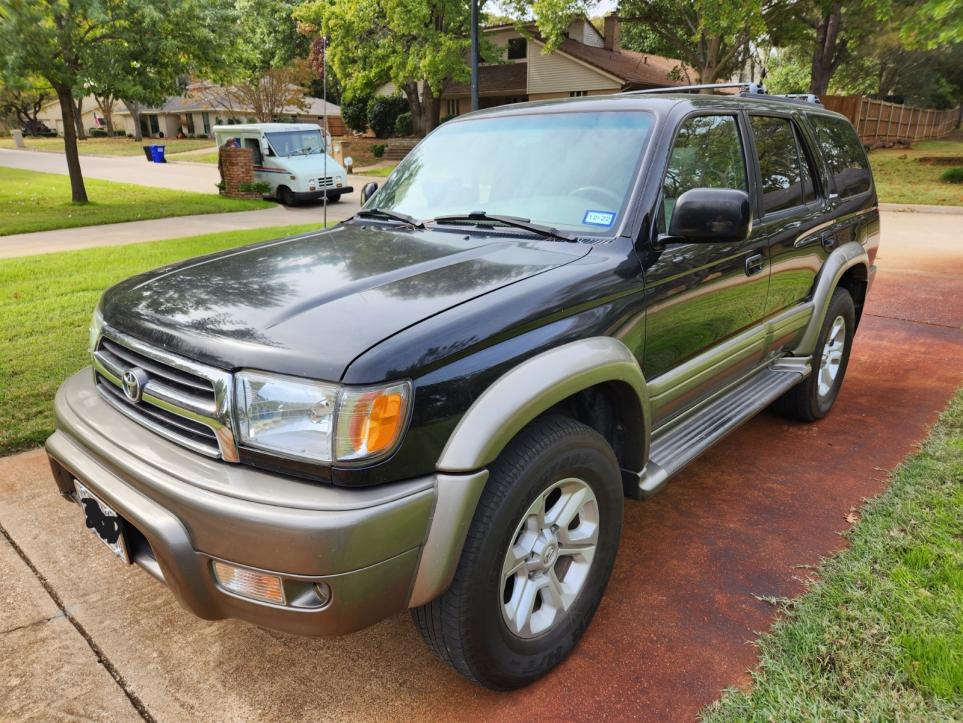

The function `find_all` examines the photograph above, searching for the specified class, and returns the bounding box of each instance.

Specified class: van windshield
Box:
[266,129,325,157]
[370,111,654,233]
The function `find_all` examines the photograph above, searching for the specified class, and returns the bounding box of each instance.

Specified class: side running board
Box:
[628,359,811,499]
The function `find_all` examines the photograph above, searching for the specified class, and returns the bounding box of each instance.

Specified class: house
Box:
[440,15,689,117]
[115,83,345,139]
[35,94,125,136]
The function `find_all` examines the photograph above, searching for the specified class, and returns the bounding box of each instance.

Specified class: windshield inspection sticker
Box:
[582,210,616,227]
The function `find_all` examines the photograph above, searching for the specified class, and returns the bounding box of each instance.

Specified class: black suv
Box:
[47,86,879,690]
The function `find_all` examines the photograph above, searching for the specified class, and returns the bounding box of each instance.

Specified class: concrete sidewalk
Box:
[0,202,358,259]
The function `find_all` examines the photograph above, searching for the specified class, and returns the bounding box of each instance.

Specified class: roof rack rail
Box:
[624,82,768,96]
[623,83,824,105]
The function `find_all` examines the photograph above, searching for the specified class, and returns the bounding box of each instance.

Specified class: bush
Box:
[372,143,386,158]
[341,94,371,134]
[939,167,963,184]
[89,128,108,137]
[394,111,412,137]
[239,181,272,194]
[366,95,407,138]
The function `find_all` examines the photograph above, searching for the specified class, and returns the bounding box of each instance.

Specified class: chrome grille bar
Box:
[91,326,238,462]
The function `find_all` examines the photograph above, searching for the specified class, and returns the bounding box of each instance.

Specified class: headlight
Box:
[234,371,410,464]
[88,306,104,352]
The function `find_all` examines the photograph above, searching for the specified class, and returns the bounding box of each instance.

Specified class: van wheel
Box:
[412,415,623,689]
[774,287,855,422]
[325,192,341,203]
[277,186,296,206]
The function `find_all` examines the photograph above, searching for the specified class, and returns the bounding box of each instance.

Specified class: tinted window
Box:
[810,115,871,197]
[507,38,526,60]
[662,115,747,229]
[750,116,804,214]
[795,126,818,204]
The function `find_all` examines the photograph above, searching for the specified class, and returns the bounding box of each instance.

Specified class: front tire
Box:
[276,185,296,206]
[774,287,856,422]
[412,415,623,689]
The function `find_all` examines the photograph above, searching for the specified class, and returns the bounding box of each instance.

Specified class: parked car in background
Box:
[213,122,352,206]
[21,119,57,136]
[47,84,878,690]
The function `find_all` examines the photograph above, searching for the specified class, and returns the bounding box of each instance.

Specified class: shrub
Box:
[89,128,108,137]
[366,95,407,138]
[239,181,272,194]
[939,167,963,184]
[394,111,412,137]
[341,94,371,134]
[372,143,386,158]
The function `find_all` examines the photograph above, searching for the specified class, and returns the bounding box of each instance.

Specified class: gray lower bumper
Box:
[46,370,442,637]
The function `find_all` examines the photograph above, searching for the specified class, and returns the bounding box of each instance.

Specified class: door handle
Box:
[745,253,765,276]
[820,231,837,250]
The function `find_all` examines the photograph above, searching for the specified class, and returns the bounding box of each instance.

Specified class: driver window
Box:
[662,115,747,230]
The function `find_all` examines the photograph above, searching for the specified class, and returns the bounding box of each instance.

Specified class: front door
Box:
[642,112,770,423]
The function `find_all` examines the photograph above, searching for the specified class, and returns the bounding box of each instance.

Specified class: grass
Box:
[173,151,220,164]
[869,137,963,206]
[703,388,963,721]
[0,135,214,156]
[0,223,319,456]
[0,167,271,236]
[356,163,398,178]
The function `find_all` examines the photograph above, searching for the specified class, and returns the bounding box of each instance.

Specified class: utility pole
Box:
[470,0,479,111]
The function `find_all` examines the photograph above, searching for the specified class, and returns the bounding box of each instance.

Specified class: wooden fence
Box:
[822,95,960,146]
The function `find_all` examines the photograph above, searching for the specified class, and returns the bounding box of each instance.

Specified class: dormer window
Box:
[507,37,526,60]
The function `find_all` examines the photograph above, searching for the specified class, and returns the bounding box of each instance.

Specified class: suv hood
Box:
[101,224,590,381]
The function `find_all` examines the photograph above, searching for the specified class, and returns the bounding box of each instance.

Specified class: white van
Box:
[213,123,352,206]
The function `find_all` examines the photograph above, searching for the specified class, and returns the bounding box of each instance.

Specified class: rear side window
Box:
[750,116,805,214]
[809,115,872,197]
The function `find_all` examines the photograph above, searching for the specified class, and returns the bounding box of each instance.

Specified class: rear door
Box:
[643,112,770,423]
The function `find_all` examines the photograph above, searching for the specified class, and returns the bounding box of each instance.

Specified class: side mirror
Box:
[343,155,353,170]
[260,139,270,156]
[360,181,378,205]
[666,188,751,244]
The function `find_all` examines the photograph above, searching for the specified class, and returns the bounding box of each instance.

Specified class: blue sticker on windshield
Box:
[582,210,616,227]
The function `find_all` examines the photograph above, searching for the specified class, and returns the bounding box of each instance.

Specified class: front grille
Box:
[312,177,336,188]
[91,329,237,461]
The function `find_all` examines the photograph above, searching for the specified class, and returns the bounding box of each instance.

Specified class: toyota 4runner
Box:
[46,85,879,689]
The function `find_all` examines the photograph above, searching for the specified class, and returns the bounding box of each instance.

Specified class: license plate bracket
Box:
[74,481,130,564]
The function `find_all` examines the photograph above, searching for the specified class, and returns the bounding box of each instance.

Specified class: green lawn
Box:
[0,167,271,236]
[356,163,398,178]
[704,389,963,721]
[0,224,319,456]
[870,137,963,206]
[172,151,220,164]
[0,135,214,156]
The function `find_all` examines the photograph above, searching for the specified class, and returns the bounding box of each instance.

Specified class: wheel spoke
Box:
[505,575,540,636]
[545,485,590,529]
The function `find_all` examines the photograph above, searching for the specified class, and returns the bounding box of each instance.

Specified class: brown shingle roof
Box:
[445,63,528,96]
[554,39,690,88]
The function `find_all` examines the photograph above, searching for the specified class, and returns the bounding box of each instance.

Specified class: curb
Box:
[879,203,963,215]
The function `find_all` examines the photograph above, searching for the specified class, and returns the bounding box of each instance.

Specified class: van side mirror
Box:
[360,181,378,205]
[665,188,751,244]
[260,139,270,156]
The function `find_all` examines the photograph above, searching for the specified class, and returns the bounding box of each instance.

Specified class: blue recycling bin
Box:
[149,144,166,163]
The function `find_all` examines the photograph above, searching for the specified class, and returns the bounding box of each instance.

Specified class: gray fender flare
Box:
[409,337,650,608]
[793,241,870,356]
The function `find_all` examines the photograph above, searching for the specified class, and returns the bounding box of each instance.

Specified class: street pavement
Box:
[0,210,961,721]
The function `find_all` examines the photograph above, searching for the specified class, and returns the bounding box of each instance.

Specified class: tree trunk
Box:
[56,85,88,203]
[810,1,843,96]
[403,81,425,137]
[73,95,86,140]
[96,95,115,135]
[123,100,143,141]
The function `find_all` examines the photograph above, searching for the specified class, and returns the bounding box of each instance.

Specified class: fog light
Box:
[212,560,285,605]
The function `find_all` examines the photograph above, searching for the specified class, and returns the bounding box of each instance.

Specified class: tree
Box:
[296,0,473,136]
[0,77,52,131]
[191,62,312,122]
[618,1,777,83]
[340,94,371,134]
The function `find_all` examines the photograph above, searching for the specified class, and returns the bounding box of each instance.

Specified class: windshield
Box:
[266,129,325,157]
[370,111,653,233]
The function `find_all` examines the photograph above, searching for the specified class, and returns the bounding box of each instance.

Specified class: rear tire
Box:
[773,287,855,422]
[412,415,623,689]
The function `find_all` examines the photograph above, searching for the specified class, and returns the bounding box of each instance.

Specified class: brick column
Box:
[218,146,257,198]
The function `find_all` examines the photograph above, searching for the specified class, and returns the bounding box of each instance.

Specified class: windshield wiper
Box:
[354,208,425,229]
[428,211,575,242]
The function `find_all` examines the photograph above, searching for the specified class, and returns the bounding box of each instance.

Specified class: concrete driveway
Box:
[0,210,961,721]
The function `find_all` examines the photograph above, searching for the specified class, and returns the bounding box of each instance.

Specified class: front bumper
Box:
[46,370,438,637]
[294,186,352,202]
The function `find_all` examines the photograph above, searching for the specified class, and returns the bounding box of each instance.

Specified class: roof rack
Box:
[623,82,823,105]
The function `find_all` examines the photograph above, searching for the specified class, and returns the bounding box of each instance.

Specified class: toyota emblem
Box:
[122,367,149,403]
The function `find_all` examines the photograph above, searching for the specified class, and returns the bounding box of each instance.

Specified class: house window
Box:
[507,38,526,60]
[202,112,211,135]
[569,90,588,97]
[446,99,459,117]
[185,113,195,135]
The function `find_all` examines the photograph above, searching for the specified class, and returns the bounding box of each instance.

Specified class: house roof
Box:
[445,63,528,96]
[552,39,689,88]
[116,84,341,117]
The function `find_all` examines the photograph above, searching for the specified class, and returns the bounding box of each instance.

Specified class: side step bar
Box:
[627,359,811,499]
